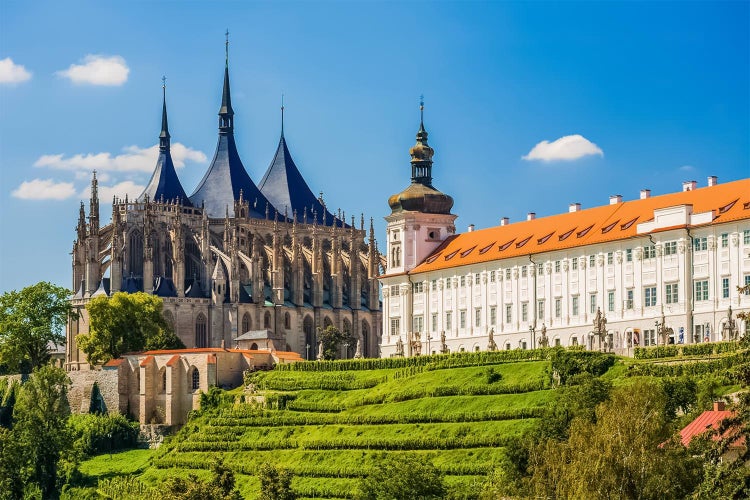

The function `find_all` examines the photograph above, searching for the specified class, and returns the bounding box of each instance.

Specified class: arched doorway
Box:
[361,320,370,358]
[303,315,314,360]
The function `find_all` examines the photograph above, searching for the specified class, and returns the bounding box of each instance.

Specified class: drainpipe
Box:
[686,227,694,344]
[528,254,537,349]
[407,272,414,357]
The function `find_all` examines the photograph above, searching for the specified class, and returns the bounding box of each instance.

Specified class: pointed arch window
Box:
[241,312,251,333]
[191,368,200,391]
[195,313,207,348]
[264,311,272,329]
[284,312,291,329]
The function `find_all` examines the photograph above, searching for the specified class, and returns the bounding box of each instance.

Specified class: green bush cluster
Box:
[251,373,386,391]
[0,377,19,427]
[68,413,140,457]
[549,348,616,385]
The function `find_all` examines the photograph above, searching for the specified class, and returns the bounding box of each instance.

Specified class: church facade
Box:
[66,51,383,370]
[380,108,750,357]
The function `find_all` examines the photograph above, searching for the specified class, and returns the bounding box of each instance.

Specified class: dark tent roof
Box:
[189,133,271,218]
[258,134,337,225]
[140,150,192,205]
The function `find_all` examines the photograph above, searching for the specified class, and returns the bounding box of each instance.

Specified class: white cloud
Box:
[11,179,76,200]
[56,55,129,86]
[0,57,32,84]
[34,143,206,173]
[522,134,603,162]
[79,181,145,201]
[679,165,695,172]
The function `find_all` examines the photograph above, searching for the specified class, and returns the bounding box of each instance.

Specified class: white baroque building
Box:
[380,110,750,357]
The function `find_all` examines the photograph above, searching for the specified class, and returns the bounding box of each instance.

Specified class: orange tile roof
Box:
[207,353,217,365]
[139,355,154,367]
[103,358,125,368]
[408,178,750,275]
[166,354,181,367]
[680,408,739,447]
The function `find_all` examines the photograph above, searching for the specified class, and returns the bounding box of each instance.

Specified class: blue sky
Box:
[1,1,748,293]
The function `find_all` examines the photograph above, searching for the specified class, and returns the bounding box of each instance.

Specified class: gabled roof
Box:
[407,178,750,275]
[258,134,336,225]
[679,403,743,447]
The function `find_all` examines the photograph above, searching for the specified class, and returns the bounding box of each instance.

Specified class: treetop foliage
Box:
[0,281,74,372]
[76,292,184,365]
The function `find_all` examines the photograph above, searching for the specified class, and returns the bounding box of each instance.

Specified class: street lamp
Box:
[529,324,536,350]
[343,342,349,360]
[306,343,310,361]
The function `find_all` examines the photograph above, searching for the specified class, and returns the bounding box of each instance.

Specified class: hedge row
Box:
[633,341,743,360]
[175,434,517,452]
[210,407,544,427]
[628,350,750,377]
[251,373,387,391]
[275,349,553,372]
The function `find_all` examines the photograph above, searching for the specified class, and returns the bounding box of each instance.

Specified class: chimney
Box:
[609,195,622,205]
[569,203,581,213]
[707,175,718,187]
[640,189,651,199]
[527,212,536,221]
[468,224,475,232]
[682,180,697,192]
[713,401,726,411]
[500,217,509,226]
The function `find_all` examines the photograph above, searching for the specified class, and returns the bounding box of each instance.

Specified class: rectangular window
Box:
[445,311,452,330]
[390,318,400,336]
[475,308,481,327]
[538,263,544,275]
[431,313,438,332]
[644,245,656,259]
[607,252,614,265]
[644,286,657,307]
[490,306,496,325]
[412,315,423,333]
[413,282,424,293]
[459,310,466,329]
[721,233,728,248]
[590,293,597,314]
[460,276,465,287]
[522,266,528,278]
[589,255,596,268]
[744,275,750,295]
[506,269,511,280]
[665,283,678,304]
[572,296,579,316]
[555,298,561,318]
[431,280,437,291]
[489,271,496,283]
[644,329,656,347]
[537,300,545,320]
[555,260,561,273]
[626,248,633,262]
[744,229,750,245]
[572,258,578,271]
[505,304,512,324]
[608,291,615,312]
[390,285,400,296]
[522,303,528,322]
[695,280,709,301]
[626,289,634,310]
[446,278,452,289]
[722,278,730,299]
[475,273,480,285]
[572,337,578,346]
[664,241,677,256]
[554,338,561,347]
[693,237,707,251]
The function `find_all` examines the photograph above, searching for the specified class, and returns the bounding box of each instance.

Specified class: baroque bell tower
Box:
[385,99,457,275]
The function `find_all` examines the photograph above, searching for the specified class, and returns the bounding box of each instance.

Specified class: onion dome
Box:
[388,100,453,214]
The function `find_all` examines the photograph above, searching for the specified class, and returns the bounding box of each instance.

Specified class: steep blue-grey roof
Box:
[258,134,337,225]
[189,64,273,218]
[139,87,192,205]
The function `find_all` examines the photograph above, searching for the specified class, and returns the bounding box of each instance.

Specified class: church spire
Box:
[159,76,170,151]
[218,29,234,133]
[411,95,433,185]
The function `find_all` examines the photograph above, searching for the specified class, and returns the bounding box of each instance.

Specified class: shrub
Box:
[68,413,139,457]
[549,349,615,385]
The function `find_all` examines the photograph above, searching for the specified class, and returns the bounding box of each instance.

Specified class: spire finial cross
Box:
[225,29,230,66]
[162,75,166,88]
[281,93,285,134]
[419,94,424,124]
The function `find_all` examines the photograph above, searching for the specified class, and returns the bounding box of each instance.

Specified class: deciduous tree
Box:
[356,454,446,500]
[76,292,183,365]
[258,462,295,500]
[317,325,352,361]
[0,282,73,372]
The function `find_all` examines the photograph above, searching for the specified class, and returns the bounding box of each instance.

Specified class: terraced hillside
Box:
[150,351,554,498]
